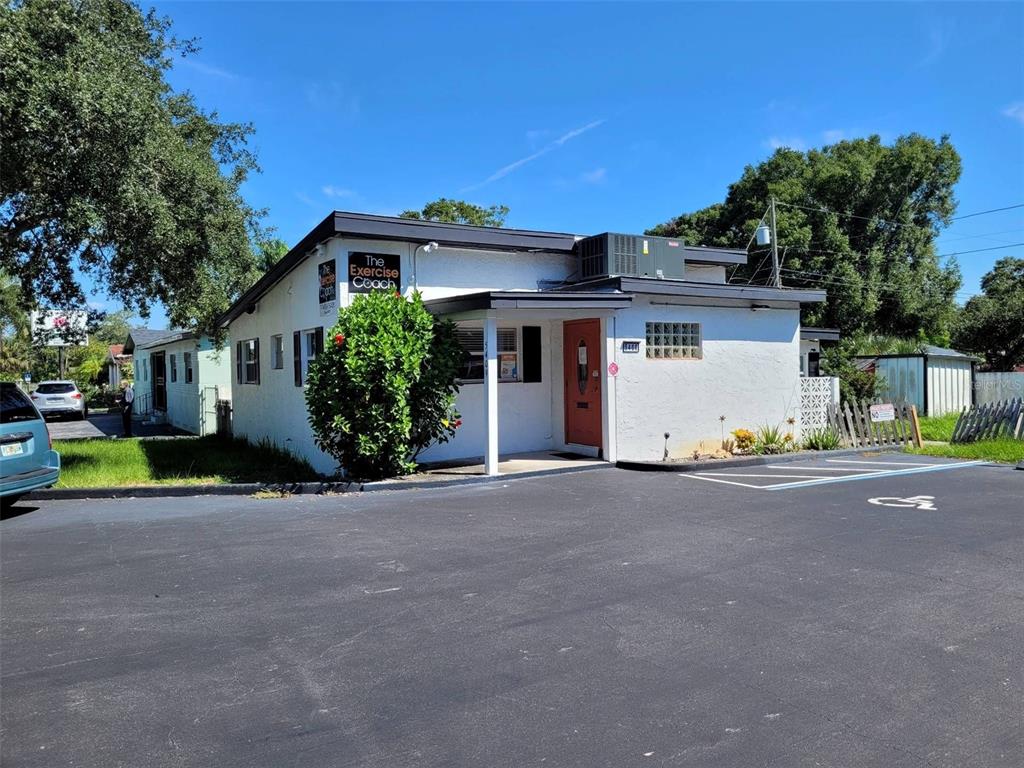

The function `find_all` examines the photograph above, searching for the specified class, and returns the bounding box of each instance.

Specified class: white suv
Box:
[31,380,88,420]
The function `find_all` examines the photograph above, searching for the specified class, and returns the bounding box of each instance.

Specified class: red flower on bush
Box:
[394,290,401,298]
[454,419,462,428]
[334,333,345,346]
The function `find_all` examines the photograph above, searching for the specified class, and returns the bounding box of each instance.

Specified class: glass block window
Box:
[645,322,702,360]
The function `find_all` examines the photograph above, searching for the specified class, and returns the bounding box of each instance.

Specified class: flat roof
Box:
[424,290,633,315]
[219,211,757,326]
[800,327,841,341]
[561,277,826,306]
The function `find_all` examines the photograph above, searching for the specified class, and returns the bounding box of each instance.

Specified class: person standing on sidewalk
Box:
[120,381,135,437]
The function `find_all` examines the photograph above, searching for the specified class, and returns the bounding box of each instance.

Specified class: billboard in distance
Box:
[30,310,89,347]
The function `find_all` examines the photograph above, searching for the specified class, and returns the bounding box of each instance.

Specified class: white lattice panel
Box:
[800,377,839,433]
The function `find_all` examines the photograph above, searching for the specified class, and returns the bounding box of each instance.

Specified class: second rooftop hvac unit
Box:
[575,233,686,281]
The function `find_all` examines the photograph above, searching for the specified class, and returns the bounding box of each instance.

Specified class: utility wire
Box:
[775,200,1024,228]
[779,267,979,299]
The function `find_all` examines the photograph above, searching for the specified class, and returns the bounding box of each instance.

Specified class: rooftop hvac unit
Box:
[575,233,686,281]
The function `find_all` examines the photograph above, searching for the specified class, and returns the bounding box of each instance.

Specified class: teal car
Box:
[1,382,60,507]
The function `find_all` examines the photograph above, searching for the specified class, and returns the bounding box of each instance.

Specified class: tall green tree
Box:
[952,257,1024,371]
[256,238,290,272]
[400,198,509,227]
[1,0,264,339]
[648,135,963,340]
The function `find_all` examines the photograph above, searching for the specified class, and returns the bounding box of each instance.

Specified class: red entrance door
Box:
[563,319,602,447]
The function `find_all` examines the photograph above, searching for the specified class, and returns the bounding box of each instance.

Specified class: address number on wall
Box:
[621,340,641,353]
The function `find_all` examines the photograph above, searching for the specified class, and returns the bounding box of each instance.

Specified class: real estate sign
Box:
[348,252,401,294]
[869,403,896,423]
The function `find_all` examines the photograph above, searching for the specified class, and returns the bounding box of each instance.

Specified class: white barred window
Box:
[646,322,702,360]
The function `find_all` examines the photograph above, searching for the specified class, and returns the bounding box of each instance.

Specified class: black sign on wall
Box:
[348,252,401,294]
[318,258,337,316]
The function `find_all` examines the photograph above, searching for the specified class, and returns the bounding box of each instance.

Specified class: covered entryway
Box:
[424,290,632,475]
[563,319,602,448]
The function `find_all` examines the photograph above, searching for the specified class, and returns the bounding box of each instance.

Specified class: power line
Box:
[775,200,1024,229]
[755,242,1023,261]
[778,267,979,299]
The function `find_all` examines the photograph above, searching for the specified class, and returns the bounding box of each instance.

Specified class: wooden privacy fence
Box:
[826,400,923,449]
[951,398,1024,443]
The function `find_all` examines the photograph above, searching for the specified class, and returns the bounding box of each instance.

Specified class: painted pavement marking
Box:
[683,460,986,491]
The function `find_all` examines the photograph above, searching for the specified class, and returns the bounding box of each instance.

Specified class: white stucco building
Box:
[124,330,231,436]
[219,212,825,475]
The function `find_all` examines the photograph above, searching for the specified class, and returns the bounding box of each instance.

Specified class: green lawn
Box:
[917,412,960,442]
[54,436,321,488]
[908,438,1024,463]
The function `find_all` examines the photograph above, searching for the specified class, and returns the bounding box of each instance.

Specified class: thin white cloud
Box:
[580,167,607,184]
[295,191,318,208]
[462,119,606,192]
[822,129,846,143]
[179,58,240,81]
[1002,102,1024,125]
[321,185,356,199]
[919,19,952,66]
[764,136,807,151]
[304,82,360,118]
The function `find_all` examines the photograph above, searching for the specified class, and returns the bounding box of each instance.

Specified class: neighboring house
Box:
[217,211,826,475]
[799,327,840,377]
[855,345,980,416]
[123,329,231,436]
[104,344,130,388]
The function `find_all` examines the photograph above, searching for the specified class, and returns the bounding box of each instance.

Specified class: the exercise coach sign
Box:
[348,252,401,294]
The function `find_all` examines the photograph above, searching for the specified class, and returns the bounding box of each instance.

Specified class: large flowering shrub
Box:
[305,290,462,480]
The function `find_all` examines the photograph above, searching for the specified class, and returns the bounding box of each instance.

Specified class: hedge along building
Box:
[219,211,826,476]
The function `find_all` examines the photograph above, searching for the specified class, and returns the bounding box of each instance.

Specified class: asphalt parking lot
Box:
[1,454,1021,767]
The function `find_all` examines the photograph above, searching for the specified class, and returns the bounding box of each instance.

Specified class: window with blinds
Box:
[455,325,518,381]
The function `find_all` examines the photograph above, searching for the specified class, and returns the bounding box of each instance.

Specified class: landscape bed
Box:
[53,436,320,488]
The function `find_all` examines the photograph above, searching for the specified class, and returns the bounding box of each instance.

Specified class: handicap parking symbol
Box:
[868,495,936,511]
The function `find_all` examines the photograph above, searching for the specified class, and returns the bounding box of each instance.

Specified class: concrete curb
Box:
[26,461,614,501]
[616,446,901,473]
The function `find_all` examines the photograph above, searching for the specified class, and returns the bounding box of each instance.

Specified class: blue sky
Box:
[118,1,1023,327]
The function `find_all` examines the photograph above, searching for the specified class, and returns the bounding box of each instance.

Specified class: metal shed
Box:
[855,346,980,416]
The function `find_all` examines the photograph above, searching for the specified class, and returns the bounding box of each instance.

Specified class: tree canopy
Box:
[952,257,1024,371]
[648,134,963,340]
[400,198,509,227]
[1,0,264,338]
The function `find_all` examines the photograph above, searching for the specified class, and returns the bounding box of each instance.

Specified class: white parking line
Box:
[761,465,885,473]
[824,459,937,467]
[683,460,986,491]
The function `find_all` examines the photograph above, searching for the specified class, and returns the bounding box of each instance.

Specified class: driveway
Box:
[1,459,1021,767]
[46,411,180,440]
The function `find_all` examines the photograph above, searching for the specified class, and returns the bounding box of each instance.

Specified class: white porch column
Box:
[483,313,499,475]
[600,316,618,463]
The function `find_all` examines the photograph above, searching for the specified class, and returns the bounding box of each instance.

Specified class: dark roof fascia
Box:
[683,245,748,266]
[330,211,578,253]
[124,328,179,354]
[800,327,841,341]
[219,213,338,327]
[218,212,580,327]
[137,331,197,350]
[424,291,633,316]
[561,277,826,305]
[855,351,982,362]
